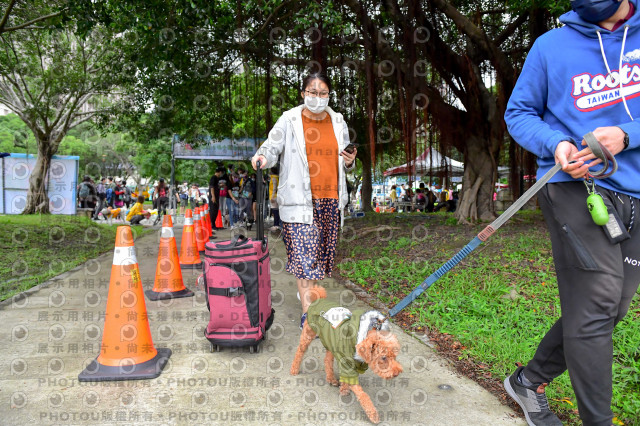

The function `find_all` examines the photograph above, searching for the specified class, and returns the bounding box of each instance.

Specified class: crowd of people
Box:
[382,182,458,213]
[204,163,282,234]
[77,176,133,220]
[75,164,283,231]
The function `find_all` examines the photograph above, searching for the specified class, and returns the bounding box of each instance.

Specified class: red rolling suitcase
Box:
[202,165,274,352]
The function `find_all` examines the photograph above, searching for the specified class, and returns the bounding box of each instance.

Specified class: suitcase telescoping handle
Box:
[256,160,265,244]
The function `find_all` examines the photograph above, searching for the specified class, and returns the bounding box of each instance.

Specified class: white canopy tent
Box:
[383,148,464,177]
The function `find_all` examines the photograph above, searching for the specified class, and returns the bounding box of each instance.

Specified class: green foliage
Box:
[0,215,150,301]
[0,114,137,179]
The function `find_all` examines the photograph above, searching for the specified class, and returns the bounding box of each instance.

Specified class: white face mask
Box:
[304,96,329,114]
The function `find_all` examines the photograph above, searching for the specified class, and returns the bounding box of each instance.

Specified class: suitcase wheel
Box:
[249,344,260,354]
[210,343,222,353]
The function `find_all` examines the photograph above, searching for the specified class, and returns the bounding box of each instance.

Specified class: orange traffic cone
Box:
[78,226,171,381]
[203,204,212,239]
[201,204,211,242]
[193,206,206,254]
[179,209,201,269]
[146,215,194,301]
[215,210,223,229]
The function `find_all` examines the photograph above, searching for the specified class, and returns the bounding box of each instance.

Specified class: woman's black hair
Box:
[301,72,332,93]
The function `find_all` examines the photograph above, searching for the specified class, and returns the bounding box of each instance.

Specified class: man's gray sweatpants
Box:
[523,181,640,426]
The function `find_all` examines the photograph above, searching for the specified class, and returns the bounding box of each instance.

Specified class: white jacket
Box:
[254,105,355,225]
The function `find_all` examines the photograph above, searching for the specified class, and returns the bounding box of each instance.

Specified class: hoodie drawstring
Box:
[597,27,634,122]
[619,25,633,121]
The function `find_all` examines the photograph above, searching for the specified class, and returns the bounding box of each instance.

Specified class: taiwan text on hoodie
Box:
[505,0,640,198]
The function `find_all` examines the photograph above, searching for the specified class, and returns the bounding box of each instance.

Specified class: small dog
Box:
[99,207,126,225]
[290,287,403,424]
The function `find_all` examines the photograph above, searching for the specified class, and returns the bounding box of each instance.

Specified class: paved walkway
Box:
[0,219,525,425]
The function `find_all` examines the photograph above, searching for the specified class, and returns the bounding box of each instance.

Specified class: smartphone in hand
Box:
[342,143,356,154]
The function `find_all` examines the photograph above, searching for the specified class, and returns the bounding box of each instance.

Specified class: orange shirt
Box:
[303,114,339,199]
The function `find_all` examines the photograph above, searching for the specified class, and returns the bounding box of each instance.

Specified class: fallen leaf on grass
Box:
[551,397,573,406]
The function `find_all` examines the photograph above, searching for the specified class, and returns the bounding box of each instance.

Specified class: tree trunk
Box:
[23,139,53,214]
[455,138,497,223]
[360,147,373,212]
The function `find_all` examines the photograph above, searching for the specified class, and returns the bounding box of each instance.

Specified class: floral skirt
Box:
[281,198,340,280]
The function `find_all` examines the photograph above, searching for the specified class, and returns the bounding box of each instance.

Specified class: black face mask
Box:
[571,0,623,23]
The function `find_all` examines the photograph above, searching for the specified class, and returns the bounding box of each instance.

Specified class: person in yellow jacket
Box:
[126,196,150,225]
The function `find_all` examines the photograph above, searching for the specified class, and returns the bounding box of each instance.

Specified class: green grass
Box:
[0,214,152,301]
[337,211,640,424]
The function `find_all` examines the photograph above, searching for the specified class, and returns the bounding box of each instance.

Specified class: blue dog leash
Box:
[389,133,616,317]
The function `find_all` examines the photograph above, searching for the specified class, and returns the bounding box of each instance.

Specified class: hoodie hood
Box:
[561,0,638,38]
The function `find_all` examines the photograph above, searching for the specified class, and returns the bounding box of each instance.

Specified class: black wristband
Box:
[617,127,629,150]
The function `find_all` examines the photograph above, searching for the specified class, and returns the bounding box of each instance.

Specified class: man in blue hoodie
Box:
[504,1,640,425]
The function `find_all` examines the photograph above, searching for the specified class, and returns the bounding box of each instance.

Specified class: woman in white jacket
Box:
[252,73,357,329]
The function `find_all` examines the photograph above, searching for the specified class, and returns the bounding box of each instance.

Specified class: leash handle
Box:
[583,132,617,179]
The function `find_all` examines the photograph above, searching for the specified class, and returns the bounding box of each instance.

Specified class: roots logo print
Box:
[12,161,29,180]
[572,62,640,112]
[50,162,66,179]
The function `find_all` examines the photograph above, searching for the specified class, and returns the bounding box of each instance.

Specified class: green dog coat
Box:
[306,298,388,385]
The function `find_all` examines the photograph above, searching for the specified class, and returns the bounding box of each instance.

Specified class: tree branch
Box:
[0,0,17,33]
[2,10,63,33]
[495,12,528,46]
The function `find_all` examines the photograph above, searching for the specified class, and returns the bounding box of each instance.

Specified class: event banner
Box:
[1,154,79,214]
[173,136,261,160]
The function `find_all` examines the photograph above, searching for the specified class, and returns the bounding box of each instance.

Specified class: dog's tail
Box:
[307,286,327,303]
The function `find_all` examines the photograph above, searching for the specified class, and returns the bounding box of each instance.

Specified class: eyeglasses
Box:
[305,90,330,98]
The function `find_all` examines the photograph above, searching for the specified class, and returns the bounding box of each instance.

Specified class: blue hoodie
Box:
[505,0,640,198]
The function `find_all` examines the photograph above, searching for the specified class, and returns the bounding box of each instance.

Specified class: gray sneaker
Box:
[504,366,563,426]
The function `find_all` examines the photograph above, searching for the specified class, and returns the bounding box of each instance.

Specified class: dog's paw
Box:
[366,410,380,424]
[290,366,300,376]
[327,377,339,387]
[339,382,350,395]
